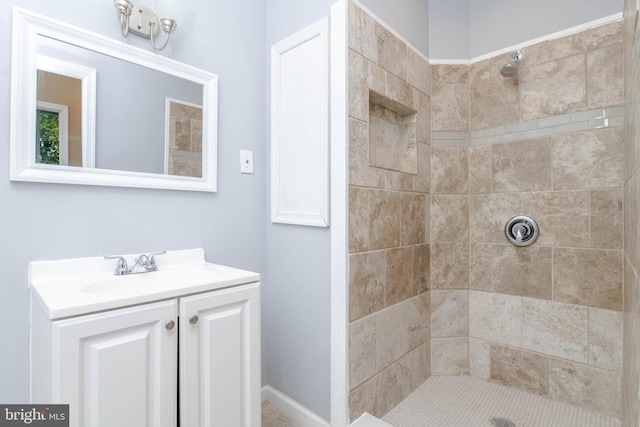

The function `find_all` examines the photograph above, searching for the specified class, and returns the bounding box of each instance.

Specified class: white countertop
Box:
[29,248,260,320]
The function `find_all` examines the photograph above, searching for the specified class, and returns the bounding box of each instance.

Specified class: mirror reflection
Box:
[37,70,79,166]
[36,35,204,177]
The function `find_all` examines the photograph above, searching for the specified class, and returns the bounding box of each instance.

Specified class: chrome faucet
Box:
[104,251,166,276]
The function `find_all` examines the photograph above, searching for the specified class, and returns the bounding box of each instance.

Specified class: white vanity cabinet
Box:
[40,300,179,427]
[29,249,261,427]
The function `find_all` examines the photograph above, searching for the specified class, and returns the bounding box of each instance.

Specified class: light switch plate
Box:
[240,150,254,174]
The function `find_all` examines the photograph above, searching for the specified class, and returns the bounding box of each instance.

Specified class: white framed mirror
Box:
[10,7,219,192]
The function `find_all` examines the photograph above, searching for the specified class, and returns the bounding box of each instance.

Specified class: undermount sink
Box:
[80,269,220,294]
[29,248,260,319]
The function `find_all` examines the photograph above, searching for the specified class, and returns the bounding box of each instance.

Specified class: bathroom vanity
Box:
[29,248,260,427]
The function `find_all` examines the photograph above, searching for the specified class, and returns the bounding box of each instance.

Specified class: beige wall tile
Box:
[431,64,469,83]
[490,344,550,395]
[519,53,587,121]
[410,342,431,389]
[431,83,469,131]
[431,337,469,376]
[385,247,414,306]
[469,193,522,243]
[469,291,522,347]
[469,243,493,291]
[549,359,622,418]
[492,139,552,192]
[430,243,469,290]
[349,117,385,189]
[552,128,623,190]
[580,20,623,51]
[587,43,624,108]
[413,142,430,193]
[492,245,552,300]
[589,308,623,373]
[348,1,378,62]
[413,89,431,144]
[522,35,584,67]
[400,193,427,246]
[414,244,430,295]
[590,189,623,249]
[430,290,468,337]
[349,376,379,421]
[431,147,469,194]
[385,171,414,191]
[469,146,492,194]
[384,72,415,111]
[377,24,407,79]
[349,251,386,321]
[376,303,406,370]
[469,338,491,380]
[407,48,430,94]
[625,173,640,272]
[623,257,640,425]
[521,191,590,247]
[431,195,469,242]
[469,57,520,131]
[370,189,402,250]
[375,355,413,416]
[349,316,376,390]
[406,292,430,350]
[349,186,371,253]
[521,298,589,363]
[348,50,384,121]
[553,248,622,310]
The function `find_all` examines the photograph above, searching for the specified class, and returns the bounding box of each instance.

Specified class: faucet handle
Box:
[104,255,129,276]
[148,251,166,269]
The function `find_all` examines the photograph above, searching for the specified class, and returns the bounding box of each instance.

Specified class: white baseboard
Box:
[261,385,330,427]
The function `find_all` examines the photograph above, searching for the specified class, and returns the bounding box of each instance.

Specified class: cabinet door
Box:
[180,282,261,427]
[53,300,177,427]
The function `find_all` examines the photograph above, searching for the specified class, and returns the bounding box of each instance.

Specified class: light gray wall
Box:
[264,0,335,420]
[0,0,266,403]
[469,0,623,57]
[359,0,430,56]
[428,0,469,59]
[430,0,623,60]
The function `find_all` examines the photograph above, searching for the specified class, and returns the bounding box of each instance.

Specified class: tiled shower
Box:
[346,0,639,424]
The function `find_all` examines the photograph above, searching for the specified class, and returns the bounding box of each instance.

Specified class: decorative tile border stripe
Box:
[432,105,623,147]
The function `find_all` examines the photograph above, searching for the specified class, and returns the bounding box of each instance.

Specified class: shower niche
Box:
[368,90,418,175]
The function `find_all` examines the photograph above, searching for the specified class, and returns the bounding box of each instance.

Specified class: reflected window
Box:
[37,109,60,164]
[36,69,80,166]
[36,101,69,165]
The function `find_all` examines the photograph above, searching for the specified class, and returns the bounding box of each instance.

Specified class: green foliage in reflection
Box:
[38,110,60,165]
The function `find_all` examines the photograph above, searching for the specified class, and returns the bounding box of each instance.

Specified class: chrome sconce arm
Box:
[113,0,186,52]
[150,18,177,51]
[114,0,133,38]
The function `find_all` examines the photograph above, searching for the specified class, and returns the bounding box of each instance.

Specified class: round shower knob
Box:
[505,216,539,247]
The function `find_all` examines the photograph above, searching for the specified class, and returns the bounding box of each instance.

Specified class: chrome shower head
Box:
[500,49,525,77]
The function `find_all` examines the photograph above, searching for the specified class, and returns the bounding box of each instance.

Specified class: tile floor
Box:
[382,376,621,427]
[262,401,301,427]
[262,376,622,426]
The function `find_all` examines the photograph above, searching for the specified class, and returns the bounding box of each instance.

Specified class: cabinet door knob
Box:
[189,315,199,325]
[165,320,176,330]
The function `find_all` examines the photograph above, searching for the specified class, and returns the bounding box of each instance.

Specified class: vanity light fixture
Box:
[113,0,187,51]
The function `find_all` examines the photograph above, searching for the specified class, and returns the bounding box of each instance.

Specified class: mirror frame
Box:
[10,7,219,192]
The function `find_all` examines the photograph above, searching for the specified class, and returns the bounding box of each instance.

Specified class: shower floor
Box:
[381,376,620,427]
